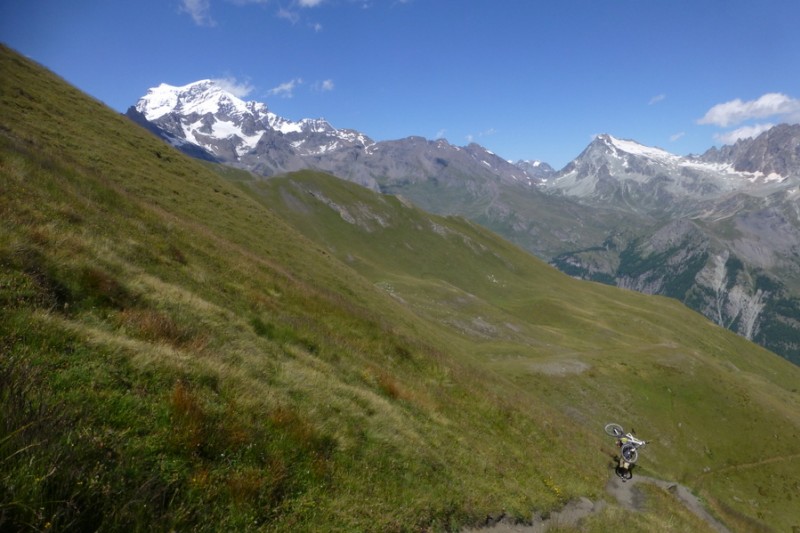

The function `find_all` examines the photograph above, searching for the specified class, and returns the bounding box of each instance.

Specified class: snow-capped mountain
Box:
[542,133,795,215]
[128,79,544,191]
[129,79,375,173]
[546,127,800,362]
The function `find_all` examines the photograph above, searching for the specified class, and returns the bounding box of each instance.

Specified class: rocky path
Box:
[462,497,607,533]
[605,475,730,533]
[463,474,730,533]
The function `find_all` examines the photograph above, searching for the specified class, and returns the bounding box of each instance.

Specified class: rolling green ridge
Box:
[377,170,640,262]
[2,45,800,532]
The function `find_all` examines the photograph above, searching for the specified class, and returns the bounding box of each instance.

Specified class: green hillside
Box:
[377,165,642,262]
[2,45,800,532]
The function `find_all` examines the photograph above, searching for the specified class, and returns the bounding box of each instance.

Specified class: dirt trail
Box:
[693,451,800,482]
[463,474,730,533]
[462,497,607,533]
[606,475,730,533]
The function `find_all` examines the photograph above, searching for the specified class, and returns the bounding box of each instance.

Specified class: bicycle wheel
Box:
[621,444,638,463]
[605,423,624,438]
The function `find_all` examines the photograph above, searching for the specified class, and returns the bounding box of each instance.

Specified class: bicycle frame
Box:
[622,433,646,447]
[605,423,648,463]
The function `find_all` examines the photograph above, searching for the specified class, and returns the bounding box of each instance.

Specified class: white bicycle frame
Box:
[621,433,646,448]
[605,423,648,463]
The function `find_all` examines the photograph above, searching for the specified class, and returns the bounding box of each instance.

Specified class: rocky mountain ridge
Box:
[548,127,800,362]
[542,132,797,216]
[128,80,536,192]
[697,123,800,177]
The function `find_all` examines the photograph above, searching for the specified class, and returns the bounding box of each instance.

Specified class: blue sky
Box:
[2,0,799,168]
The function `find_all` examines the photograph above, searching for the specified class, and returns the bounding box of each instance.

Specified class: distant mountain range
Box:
[543,132,793,215]
[128,80,800,363]
[127,80,533,192]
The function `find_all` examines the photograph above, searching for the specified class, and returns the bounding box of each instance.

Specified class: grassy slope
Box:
[244,173,800,530]
[1,45,799,532]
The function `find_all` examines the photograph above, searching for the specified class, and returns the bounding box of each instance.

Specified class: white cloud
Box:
[213,77,254,98]
[311,79,334,92]
[714,123,775,145]
[435,129,446,139]
[268,78,303,98]
[277,1,324,26]
[277,7,300,24]
[669,131,685,142]
[181,0,216,26]
[186,0,323,28]
[649,94,666,105]
[698,93,800,127]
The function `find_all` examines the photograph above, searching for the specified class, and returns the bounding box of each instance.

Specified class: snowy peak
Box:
[135,80,266,121]
[544,130,798,214]
[597,134,679,163]
[566,132,681,173]
[132,79,374,161]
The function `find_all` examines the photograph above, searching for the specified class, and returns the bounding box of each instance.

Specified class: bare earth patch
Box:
[529,359,590,376]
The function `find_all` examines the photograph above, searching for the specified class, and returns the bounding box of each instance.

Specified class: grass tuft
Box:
[119,308,204,349]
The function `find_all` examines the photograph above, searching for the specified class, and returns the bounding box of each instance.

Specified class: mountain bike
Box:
[605,423,648,463]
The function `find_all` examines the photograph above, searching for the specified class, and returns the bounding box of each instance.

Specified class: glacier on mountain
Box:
[134,79,373,161]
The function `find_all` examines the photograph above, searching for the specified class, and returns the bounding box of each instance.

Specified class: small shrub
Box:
[79,266,134,309]
[376,371,404,400]
[393,342,412,360]
[226,467,265,503]
[118,308,202,348]
[250,316,275,338]
[170,381,208,456]
[167,243,188,265]
[268,406,337,463]
[251,316,318,353]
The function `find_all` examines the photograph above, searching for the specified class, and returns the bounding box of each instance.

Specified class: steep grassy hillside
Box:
[243,173,800,531]
[2,45,800,532]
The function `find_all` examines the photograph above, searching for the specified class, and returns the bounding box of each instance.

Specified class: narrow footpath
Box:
[605,475,730,533]
[463,474,730,533]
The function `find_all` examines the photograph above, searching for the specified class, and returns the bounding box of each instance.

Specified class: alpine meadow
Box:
[2,44,800,532]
